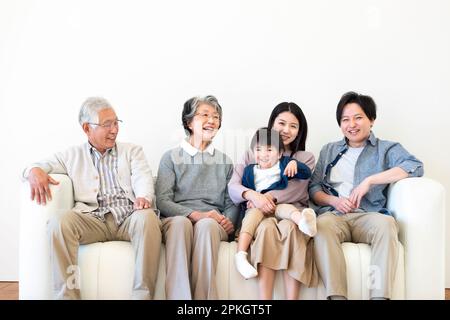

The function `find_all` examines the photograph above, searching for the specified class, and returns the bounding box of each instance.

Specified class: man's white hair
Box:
[78,97,114,127]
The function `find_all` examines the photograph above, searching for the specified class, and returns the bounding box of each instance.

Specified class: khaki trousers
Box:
[162,216,228,300]
[313,212,399,299]
[240,203,299,237]
[47,209,161,300]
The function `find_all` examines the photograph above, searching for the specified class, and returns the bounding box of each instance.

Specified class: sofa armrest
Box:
[387,177,445,299]
[19,174,74,299]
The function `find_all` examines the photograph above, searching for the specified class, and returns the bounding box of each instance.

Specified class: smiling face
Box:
[83,108,119,153]
[254,144,282,169]
[340,103,374,148]
[271,111,299,150]
[187,103,220,146]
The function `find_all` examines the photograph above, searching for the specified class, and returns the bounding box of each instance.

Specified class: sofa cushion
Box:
[77,240,404,300]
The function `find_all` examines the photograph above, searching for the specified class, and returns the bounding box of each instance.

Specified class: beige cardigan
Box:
[22,142,155,213]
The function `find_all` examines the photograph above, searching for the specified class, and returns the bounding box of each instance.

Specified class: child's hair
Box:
[250,127,285,153]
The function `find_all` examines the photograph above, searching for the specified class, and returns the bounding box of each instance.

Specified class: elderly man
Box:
[22,97,161,300]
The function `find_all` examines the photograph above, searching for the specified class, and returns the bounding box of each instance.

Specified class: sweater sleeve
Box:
[281,156,311,180]
[155,150,194,217]
[268,151,315,205]
[129,145,155,206]
[227,150,253,205]
[222,164,240,227]
[294,160,312,179]
[22,151,68,180]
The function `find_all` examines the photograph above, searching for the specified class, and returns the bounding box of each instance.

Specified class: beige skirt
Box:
[250,216,319,288]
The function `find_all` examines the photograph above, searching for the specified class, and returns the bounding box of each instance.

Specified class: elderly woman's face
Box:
[271,111,299,148]
[188,103,220,142]
[340,103,374,148]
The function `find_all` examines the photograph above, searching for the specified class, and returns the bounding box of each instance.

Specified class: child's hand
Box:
[283,160,298,177]
[246,190,276,214]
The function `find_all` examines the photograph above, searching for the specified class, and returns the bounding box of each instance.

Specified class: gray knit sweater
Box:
[155,147,239,227]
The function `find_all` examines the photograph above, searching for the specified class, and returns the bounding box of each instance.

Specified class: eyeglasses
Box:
[88,119,123,129]
[194,113,221,122]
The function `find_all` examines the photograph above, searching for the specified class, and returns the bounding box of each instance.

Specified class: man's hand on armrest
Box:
[28,167,59,205]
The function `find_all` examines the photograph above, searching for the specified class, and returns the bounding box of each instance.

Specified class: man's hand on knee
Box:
[134,197,151,210]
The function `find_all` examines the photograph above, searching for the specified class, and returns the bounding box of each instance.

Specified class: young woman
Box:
[228,102,318,300]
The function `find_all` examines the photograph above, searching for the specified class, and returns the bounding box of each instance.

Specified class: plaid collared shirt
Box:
[309,131,424,215]
[90,145,134,226]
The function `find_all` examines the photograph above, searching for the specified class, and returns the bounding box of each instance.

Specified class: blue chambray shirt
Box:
[308,131,424,215]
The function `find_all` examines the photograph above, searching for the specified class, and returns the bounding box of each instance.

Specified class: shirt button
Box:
[94,176,99,180]
[94,189,98,193]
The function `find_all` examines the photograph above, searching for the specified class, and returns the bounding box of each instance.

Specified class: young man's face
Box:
[254,144,281,169]
[340,103,374,148]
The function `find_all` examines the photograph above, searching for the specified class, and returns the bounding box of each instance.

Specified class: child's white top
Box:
[253,161,281,193]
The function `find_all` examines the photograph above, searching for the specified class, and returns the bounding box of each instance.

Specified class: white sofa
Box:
[19,174,446,299]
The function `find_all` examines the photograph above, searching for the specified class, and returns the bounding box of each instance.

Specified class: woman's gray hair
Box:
[78,97,114,126]
[182,95,222,135]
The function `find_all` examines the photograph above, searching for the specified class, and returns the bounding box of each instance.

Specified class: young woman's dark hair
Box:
[250,127,284,153]
[267,102,308,156]
[336,91,377,125]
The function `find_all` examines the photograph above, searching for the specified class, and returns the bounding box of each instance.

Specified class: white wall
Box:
[1,0,449,286]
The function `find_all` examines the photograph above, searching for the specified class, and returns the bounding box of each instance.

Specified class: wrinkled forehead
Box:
[196,103,220,115]
[97,108,117,122]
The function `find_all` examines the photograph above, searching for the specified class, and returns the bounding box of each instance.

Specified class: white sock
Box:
[298,208,317,237]
[234,251,258,279]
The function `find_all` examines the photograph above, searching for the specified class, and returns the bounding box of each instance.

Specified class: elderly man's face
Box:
[83,108,119,153]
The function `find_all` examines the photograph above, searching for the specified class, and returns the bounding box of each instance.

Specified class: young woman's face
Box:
[271,111,299,149]
[254,144,281,169]
[188,103,221,142]
[340,103,374,147]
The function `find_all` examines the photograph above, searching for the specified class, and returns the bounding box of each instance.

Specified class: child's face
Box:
[254,144,281,169]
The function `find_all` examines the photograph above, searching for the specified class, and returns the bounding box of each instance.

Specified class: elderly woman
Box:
[228,102,318,300]
[155,95,239,300]
[309,91,424,300]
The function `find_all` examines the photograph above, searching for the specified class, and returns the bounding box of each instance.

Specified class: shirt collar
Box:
[367,131,377,146]
[338,131,377,147]
[88,142,116,157]
[180,138,215,157]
